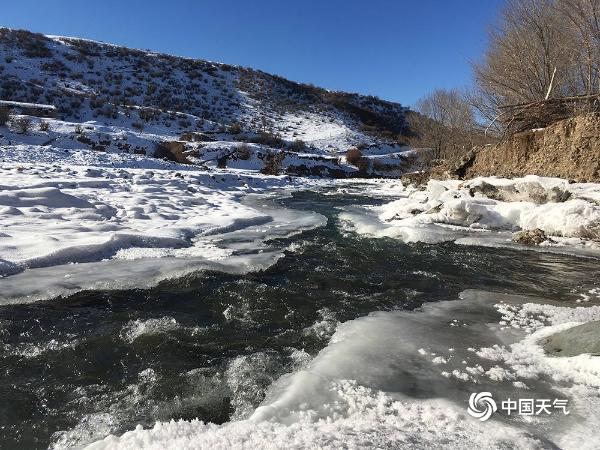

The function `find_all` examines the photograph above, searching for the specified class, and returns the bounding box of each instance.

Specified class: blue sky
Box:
[2,0,504,106]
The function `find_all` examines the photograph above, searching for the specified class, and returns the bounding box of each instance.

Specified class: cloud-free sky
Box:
[2,0,504,106]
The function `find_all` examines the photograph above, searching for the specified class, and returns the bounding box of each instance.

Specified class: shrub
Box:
[217,154,228,168]
[0,107,10,126]
[345,148,363,166]
[234,143,252,160]
[228,122,243,135]
[74,124,84,134]
[288,139,306,152]
[261,151,285,175]
[356,157,371,174]
[250,131,285,148]
[138,108,157,122]
[178,119,192,129]
[16,31,52,58]
[13,117,32,134]
[39,120,50,132]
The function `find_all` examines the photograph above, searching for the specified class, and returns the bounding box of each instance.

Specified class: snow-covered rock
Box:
[341,175,600,254]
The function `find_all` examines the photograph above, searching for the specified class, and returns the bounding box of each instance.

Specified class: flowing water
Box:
[1,187,598,449]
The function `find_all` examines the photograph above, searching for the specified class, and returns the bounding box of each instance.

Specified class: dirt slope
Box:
[462,113,600,182]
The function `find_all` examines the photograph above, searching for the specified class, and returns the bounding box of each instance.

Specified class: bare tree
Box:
[555,0,600,95]
[414,89,478,160]
[473,0,567,110]
[472,0,600,128]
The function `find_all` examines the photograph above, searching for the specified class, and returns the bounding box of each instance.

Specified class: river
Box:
[1,186,598,449]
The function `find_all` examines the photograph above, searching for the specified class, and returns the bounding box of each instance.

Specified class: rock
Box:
[543,321,600,357]
[520,183,571,203]
[512,228,555,245]
[424,204,442,214]
[466,180,570,204]
[154,141,193,164]
[578,220,600,241]
[468,181,501,199]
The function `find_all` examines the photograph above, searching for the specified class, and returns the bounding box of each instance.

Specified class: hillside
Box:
[0,28,418,176]
[449,113,600,183]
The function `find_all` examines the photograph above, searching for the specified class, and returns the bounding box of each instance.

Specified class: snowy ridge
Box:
[0,28,417,176]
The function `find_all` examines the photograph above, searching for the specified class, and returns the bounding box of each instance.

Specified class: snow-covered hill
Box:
[0,28,418,176]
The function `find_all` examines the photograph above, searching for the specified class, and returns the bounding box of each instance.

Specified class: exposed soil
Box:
[461,113,600,182]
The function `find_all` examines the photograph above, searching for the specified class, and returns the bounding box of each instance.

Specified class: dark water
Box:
[0,190,598,449]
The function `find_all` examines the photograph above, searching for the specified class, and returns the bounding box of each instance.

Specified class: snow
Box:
[3,149,600,303]
[0,100,57,110]
[1,29,415,172]
[84,289,600,450]
[84,387,542,450]
[0,146,327,303]
[341,175,600,255]
[0,113,419,177]
[276,112,359,151]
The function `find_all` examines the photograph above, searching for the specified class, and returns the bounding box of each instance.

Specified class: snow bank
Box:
[342,175,600,253]
[85,289,600,450]
[85,384,541,450]
[0,186,95,208]
[0,153,326,302]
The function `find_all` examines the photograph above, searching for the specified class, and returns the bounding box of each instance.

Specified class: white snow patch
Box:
[85,289,600,450]
[0,149,327,302]
[342,175,600,255]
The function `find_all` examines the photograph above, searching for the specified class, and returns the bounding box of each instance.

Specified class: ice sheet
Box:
[85,289,600,449]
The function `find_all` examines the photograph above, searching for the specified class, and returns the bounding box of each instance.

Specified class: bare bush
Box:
[138,108,157,122]
[12,117,32,134]
[250,132,285,148]
[234,143,252,160]
[39,120,50,132]
[345,148,363,166]
[355,157,371,174]
[288,139,306,152]
[0,107,9,126]
[261,151,285,175]
[178,119,192,129]
[217,154,228,168]
[228,122,242,135]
